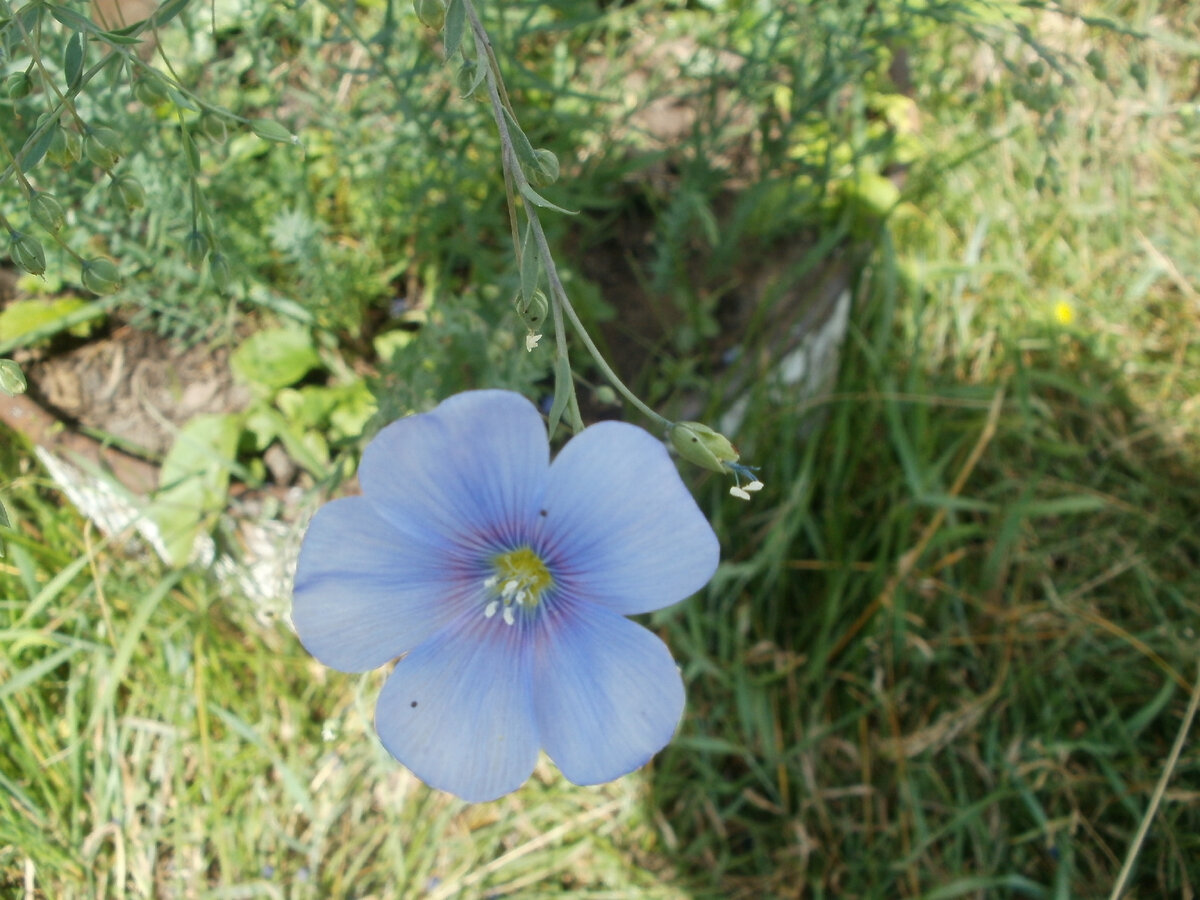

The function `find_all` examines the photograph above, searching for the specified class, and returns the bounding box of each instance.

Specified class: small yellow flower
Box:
[1053,300,1074,326]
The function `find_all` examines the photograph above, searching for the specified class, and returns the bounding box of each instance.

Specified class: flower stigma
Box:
[482,546,553,625]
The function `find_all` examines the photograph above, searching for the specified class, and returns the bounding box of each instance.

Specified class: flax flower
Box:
[292,390,719,802]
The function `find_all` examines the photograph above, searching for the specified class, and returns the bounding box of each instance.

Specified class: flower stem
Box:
[462,0,672,433]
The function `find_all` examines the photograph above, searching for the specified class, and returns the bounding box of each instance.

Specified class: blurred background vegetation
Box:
[2,0,1199,896]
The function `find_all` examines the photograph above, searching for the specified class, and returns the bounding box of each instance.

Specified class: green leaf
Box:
[547,355,572,439]
[502,106,539,172]
[443,0,465,59]
[64,32,84,89]
[250,118,297,144]
[149,0,193,30]
[149,415,242,566]
[230,327,321,392]
[519,182,577,216]
[46,4,98,33]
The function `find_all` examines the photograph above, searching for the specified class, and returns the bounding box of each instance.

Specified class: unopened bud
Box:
[84,126,124,170]
[200,113,228,143]
[184,230,209,268]
[110,174,146,210]
[524,148,560,188]
[0,359,28,396]
[669,421,739,474]
[134,74,169,107]
[81,257,121,295]
[413,0,446,30]
[29,192,66,233]
[209,252,232,292]
[9,231,46,276]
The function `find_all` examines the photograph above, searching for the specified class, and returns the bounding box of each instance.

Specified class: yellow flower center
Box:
[482,546,553,625]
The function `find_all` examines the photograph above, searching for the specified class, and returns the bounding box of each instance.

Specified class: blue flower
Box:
[292,390,720,802]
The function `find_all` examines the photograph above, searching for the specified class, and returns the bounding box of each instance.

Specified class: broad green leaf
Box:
[149,414,242,566]
[0,298,94,345]
[230,327,320,392]
[46,4,98,33]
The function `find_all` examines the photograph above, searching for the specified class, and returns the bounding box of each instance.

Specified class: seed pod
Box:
[84,126,124,170]
[3,70,32,100]
[413,0,446,30]
[201,113,228,144]
[47,126,82,166]
[134,74,169,107]
[29,192,66,233]
[9,231,46,276]
[81,257,121,295]
[110,174,146,211]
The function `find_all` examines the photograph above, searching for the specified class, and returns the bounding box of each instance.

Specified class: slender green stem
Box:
[461,0,671,433]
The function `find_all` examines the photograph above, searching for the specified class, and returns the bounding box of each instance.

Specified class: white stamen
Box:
[730,486,752,501]
[483,575,499,589]
[501,580,520,599]
[484,600,499,619]
[502,606,515,626]
[744,480,764,492]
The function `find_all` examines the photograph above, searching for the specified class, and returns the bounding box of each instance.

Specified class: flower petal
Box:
[359,390,548,551]
[375,614,539,803]
[539,421,719,615]
[291,497,480,672]
[534,600,684,786]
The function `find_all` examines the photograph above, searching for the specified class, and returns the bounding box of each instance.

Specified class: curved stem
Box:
[462,0,671,432]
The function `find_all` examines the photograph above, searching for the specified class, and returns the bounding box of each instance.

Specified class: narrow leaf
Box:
[46,4,98,33]
[502,106,539,171]
[519,182,577,216]
[547,355,572,439]
[250,118,297,144]
[149,0,193,29]
[519,220,539,302]
[64,32,84,90]
[443,0,465,59]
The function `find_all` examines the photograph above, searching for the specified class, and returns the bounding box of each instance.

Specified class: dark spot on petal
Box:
[539,509,548,517]
[410,701,418,708]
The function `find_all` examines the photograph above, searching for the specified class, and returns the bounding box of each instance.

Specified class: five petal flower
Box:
[292,390,720,802]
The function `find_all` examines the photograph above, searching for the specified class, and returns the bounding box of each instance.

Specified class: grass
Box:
[3,0,1200,897]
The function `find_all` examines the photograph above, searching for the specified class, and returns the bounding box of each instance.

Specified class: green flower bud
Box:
[81,257,121,295]
[514,289,549,332]
[29,192,66,233]
[184,230,209,268]
[9,231,46,277]
[201,113,228,144]
[669,421,739,474]
[413,0,446,30]
[84,126,125,170]
[133,74,170,107]
[456,61,479,98]
[524,148,560,188]
[4,70,32,100]
[110,174,146,211]
[0,359,28,396]
[1085,49,1107,81]
[209,252,232,292]
[47,126,82,167]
